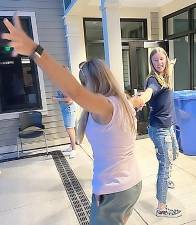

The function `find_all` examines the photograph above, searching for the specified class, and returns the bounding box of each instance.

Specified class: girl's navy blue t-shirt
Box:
[145,76,175,128]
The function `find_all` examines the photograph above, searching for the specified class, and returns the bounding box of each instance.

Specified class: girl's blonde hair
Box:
[77,58,136,143]
[149,47,173,89]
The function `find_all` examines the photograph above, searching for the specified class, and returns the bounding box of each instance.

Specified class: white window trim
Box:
[0,11,47,120]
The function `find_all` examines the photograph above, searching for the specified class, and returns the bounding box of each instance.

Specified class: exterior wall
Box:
[71,6,160,40]
[66,5,160,88]
[119,7,159,40]
[0,0,70,155]
[65,1,195,90]
[64,15,86,80]
[150,12,159,40]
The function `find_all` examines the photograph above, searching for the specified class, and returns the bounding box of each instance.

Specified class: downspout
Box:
[62,0,72,69]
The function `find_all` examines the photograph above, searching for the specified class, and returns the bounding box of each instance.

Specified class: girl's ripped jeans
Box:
[148,125,179,204]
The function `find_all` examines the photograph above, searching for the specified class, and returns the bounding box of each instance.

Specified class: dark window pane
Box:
[0,58,25,112]
[121,21,145,39]
[86,43,105,60]
[0,16,42,113]
[0,56,41,113]
[173,36,190,90]
[194,8,196,30]
[0,17,33,48]
[84,20,104,60]
[194,34,196,90]
[168,11,189,36]
[84,20,103,41]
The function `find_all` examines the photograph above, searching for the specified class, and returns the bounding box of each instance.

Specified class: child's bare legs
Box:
[66,127,76,150]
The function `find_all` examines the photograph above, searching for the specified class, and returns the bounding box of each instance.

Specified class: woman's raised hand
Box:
[1,15,37,56]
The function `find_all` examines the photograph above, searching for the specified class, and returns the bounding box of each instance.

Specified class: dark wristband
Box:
[30,44,44,59]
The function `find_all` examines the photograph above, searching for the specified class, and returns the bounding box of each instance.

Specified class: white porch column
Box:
[64,15,86,78]
[100,0,124,89]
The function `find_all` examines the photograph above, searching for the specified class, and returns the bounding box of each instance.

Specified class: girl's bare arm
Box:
[2,17,113,119]
[129,88,153,108]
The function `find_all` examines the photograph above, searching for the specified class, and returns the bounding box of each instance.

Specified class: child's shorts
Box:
[60,102,77,128]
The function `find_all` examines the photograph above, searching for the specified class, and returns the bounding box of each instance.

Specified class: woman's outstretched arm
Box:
[2,17,113,119]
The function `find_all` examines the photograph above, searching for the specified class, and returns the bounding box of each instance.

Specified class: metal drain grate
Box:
[51,150,91,225]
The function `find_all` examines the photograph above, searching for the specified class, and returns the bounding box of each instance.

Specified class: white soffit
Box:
[88,0,174,7]
[65,0,175,16]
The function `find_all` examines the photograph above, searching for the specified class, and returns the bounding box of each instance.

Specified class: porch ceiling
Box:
[66,0,175,16]
[88,0,174,7]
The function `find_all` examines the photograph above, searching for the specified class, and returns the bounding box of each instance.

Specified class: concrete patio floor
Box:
[0,137,196,225]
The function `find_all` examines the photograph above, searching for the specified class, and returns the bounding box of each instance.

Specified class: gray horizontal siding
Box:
[36,21,64,29]
[0,0,63,9]
[150,12,159,40]
[0,119,19,129]
[0,0,72,155]
[38,28,65,39]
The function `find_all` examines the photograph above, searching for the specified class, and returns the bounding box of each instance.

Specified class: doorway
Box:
[123,40,169,136]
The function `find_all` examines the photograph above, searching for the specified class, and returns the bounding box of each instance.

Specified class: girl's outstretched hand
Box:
[169,58,176,65]
[1,16,37,56]
[130,95,145,110]
[168,58,176,77]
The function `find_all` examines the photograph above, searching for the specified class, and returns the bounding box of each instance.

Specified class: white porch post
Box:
[64,15,86,78]
[100,0,124,89]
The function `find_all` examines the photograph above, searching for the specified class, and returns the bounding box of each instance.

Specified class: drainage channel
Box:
[51,150,91,225]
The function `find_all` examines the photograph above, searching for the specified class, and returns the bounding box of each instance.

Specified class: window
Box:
[0,12,46,117]
[120,19,147,90]
[194,7,196,30]
[167,11,189,36]
[83,18,147,91]
[172,36,190,90]
[163,4,196,90]
[83,18,147,60]
[120,19,147,39]
[83,19,105,60]
[194,34,196,90]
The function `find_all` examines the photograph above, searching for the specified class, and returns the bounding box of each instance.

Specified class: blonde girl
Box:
[135,47,181,218]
